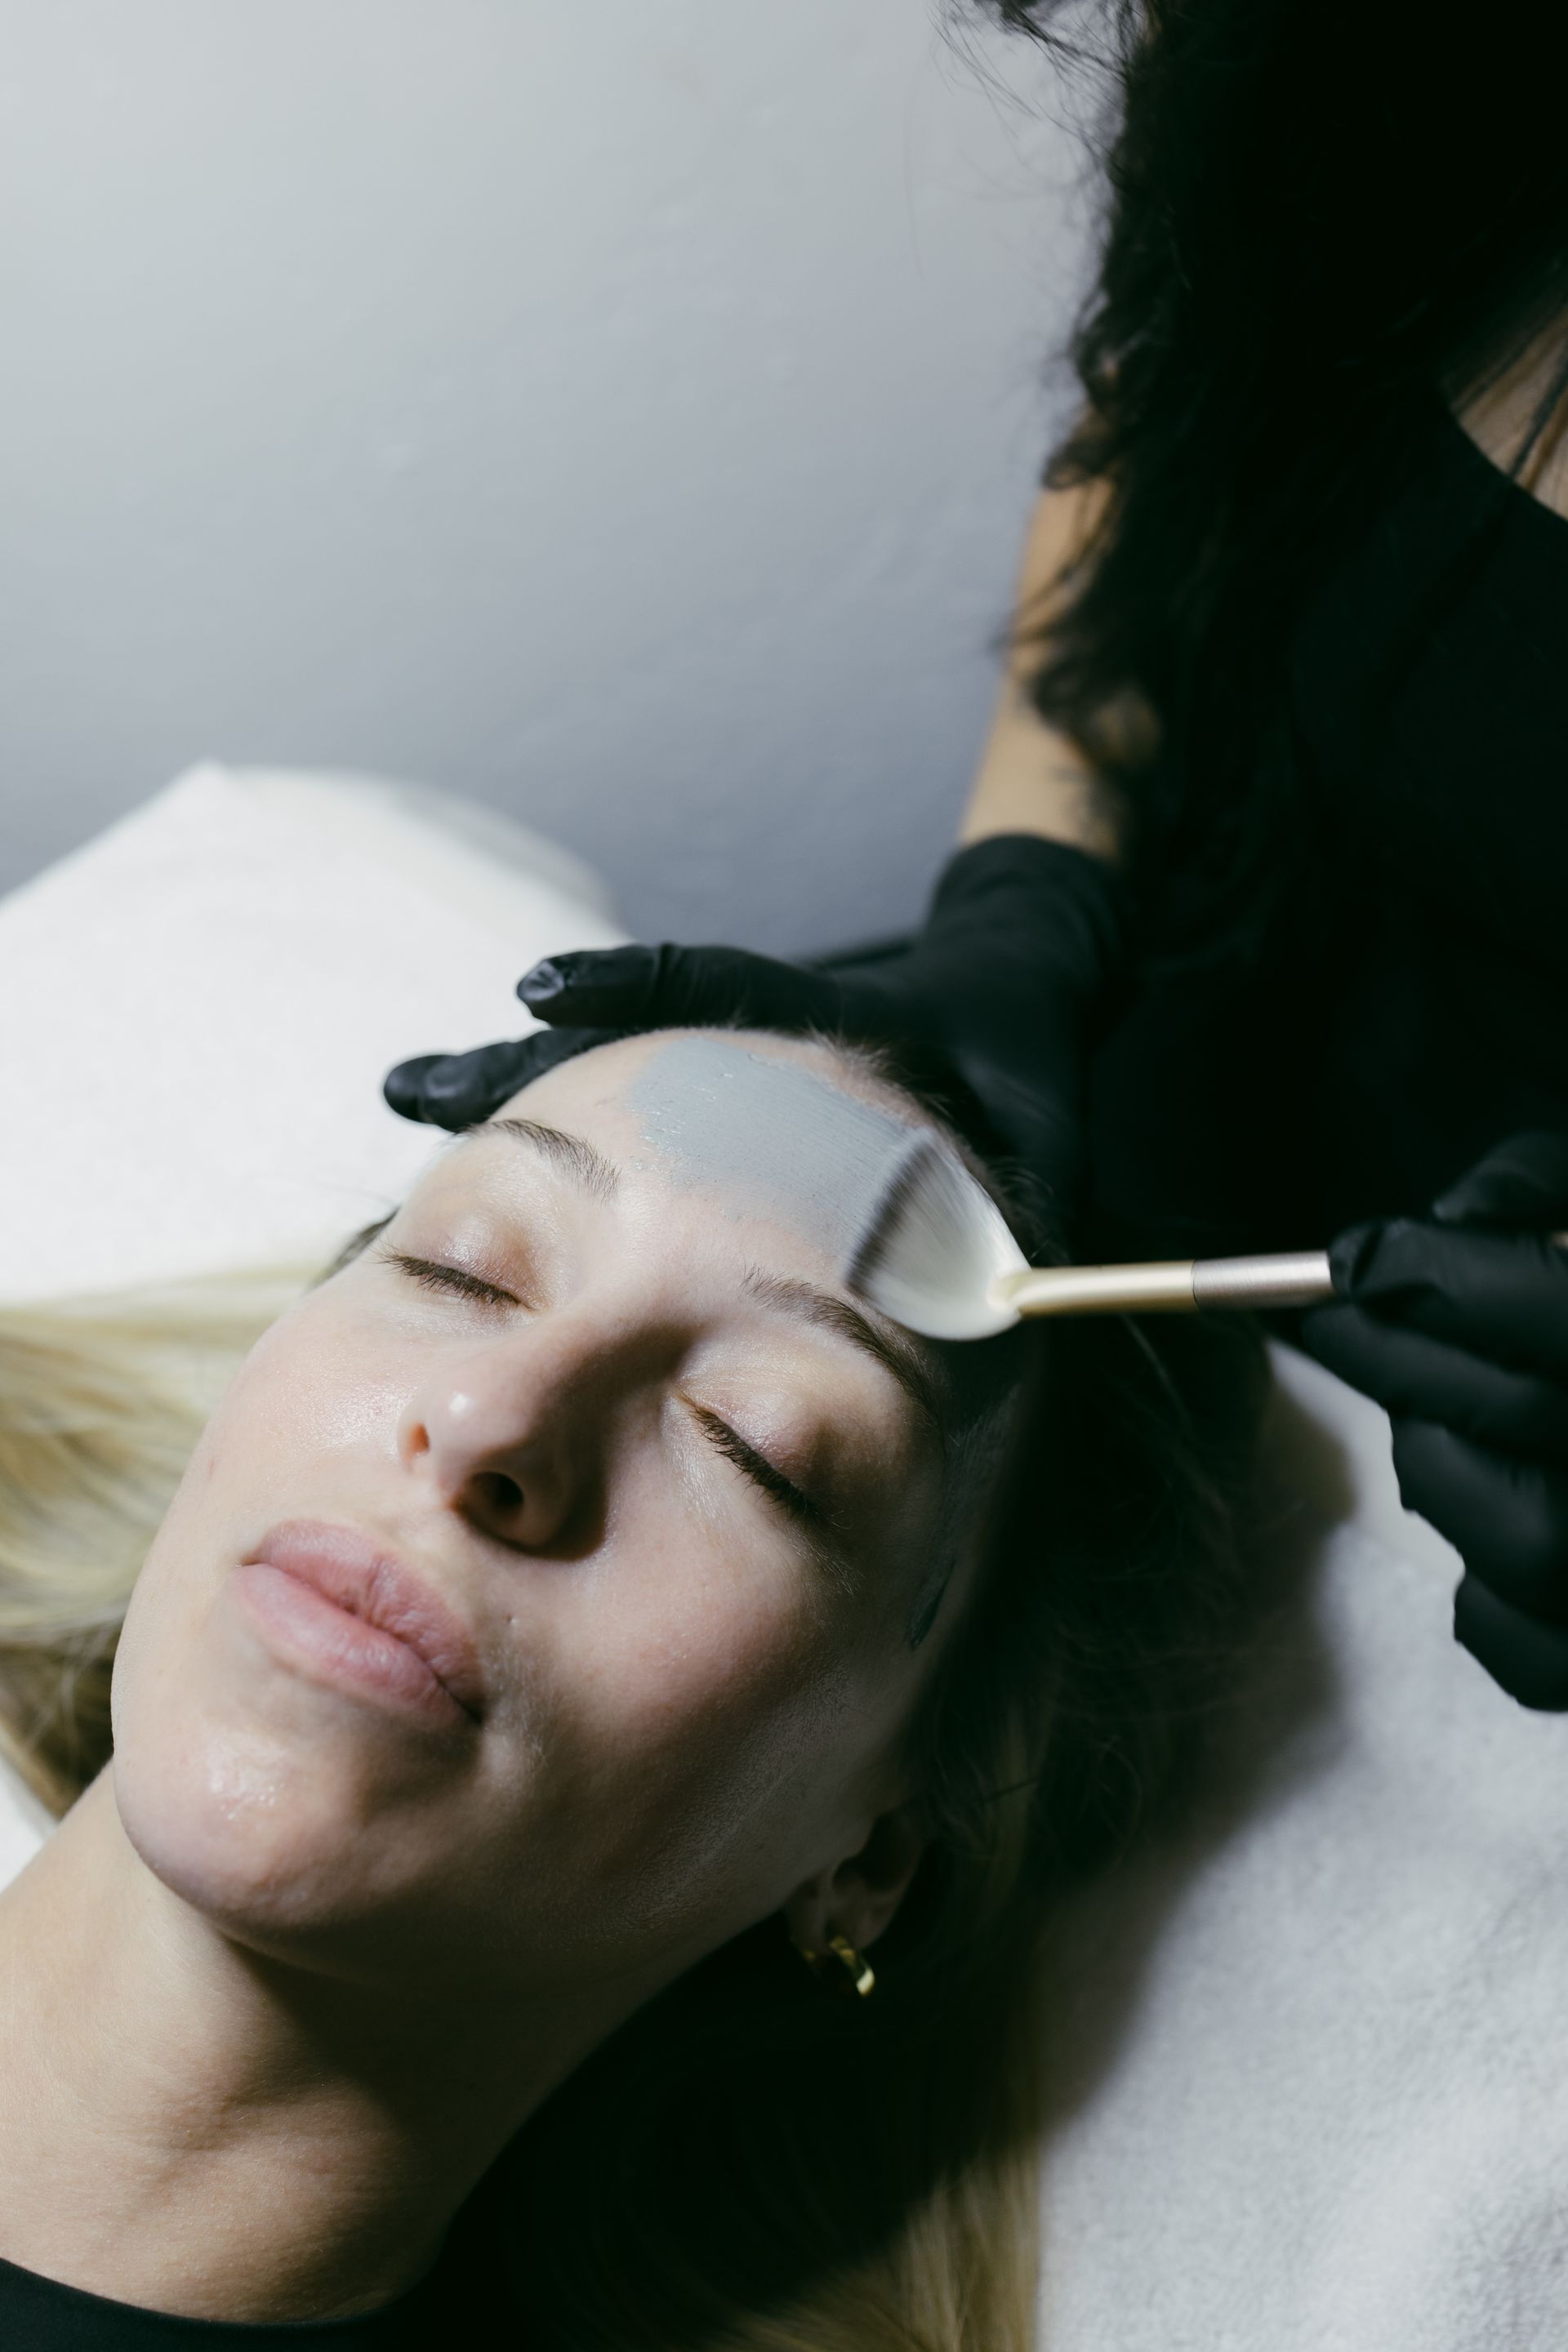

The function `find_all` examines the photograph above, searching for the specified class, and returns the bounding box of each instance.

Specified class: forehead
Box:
[512,1027,909,1125]
[491,1031,921,1256]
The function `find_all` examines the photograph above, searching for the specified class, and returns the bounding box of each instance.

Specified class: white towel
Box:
[1036,1342,1568,2351]
[0,761,626,1303]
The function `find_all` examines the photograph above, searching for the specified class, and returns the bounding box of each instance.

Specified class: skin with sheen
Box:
[627,1032,931,1263]
[0,1031,993,2327]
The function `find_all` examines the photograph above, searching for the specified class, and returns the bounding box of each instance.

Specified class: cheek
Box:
[114,1312,397,1705]
[216,1304,408,1468]
[132,1305,405,1582]
[109,1309,425,1894]
[507,1499,897,1941]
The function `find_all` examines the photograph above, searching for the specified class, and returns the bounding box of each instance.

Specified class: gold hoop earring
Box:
[799,1933,875,1998]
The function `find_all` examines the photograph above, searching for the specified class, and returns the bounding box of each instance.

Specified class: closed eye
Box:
[686,1401,824,1529]
[385,1250,844,1569]
[380,1250,521,1308]
[386,1250,826,1519]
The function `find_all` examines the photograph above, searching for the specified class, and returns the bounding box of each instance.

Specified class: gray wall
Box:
[0,2,1084,955]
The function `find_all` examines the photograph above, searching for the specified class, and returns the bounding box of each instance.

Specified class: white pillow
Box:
[0,763,629,1303]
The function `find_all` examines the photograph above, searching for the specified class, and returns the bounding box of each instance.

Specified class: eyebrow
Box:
[741,1267,947,1440]
[459,1116,621,1204]
[455,1117,945,1433]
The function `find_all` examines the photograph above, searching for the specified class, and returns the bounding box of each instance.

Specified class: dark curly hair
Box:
[982,0,1568,947]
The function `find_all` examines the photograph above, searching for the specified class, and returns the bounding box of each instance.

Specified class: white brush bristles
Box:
[844,1130,1028,1341]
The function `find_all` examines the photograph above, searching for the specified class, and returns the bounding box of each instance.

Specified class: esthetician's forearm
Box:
[959,479,1136,866]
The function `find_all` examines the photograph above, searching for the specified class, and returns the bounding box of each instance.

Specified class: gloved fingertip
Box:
[517,945,658,1018]
[421,1064,483,1113]
[1326,1217,1389,1296]
[516,957,568,1009]
[412,1042,534,1131]
[383,1054,445,1124]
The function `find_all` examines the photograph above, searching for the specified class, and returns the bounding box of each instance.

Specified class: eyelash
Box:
[686,1403,822,1528]
[381,1251,820,1526]
[381,1250,520,1308]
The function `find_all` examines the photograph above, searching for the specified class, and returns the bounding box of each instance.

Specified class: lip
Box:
[234,1519,487,1729]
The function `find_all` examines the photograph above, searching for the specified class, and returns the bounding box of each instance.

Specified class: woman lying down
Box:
[0,1027,1258,2350]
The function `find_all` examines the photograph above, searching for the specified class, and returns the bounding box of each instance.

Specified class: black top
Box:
[1085,395,1568,1260]
[0,2236,488,2349]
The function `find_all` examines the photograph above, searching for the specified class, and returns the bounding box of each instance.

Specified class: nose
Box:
[398,1308,652,1554]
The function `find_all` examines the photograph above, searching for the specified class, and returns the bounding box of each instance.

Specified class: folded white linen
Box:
[1036,1340,1568,2352]
[0,761,626,1303]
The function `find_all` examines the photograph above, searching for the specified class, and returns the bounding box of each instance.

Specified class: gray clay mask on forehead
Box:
[626,1036,926,1261]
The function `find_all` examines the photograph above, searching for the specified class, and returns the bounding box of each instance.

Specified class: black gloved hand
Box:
[383,835,1127,1214]
[383,1025,625,1133]
[1300,1132,1568,1711]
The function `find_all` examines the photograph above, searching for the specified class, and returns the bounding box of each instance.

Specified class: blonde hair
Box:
[0,1229,1260,2349]
[0,1267,314,1813]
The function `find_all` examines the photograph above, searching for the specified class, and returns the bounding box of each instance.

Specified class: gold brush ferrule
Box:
[991,1261,1200,1317]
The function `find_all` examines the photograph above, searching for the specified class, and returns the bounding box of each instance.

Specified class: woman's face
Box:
[110,1033,960,2007]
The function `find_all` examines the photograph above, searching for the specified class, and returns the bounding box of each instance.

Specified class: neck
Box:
[0,1770,608,2323]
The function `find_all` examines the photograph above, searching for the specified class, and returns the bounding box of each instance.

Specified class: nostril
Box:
[472,1470,524,1519]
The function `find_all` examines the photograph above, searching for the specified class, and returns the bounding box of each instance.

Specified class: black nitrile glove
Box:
[384,1026,624,1132]
[383,835,1127,1214]
[1300,1132,1568,1711]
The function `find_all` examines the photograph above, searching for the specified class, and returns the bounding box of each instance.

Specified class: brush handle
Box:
[994,1254,1330,1318]
[1192,1251,1335,1310]
[995,1235,1568,1320]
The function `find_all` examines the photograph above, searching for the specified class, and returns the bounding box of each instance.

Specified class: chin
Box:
[110,1700,380,1946]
